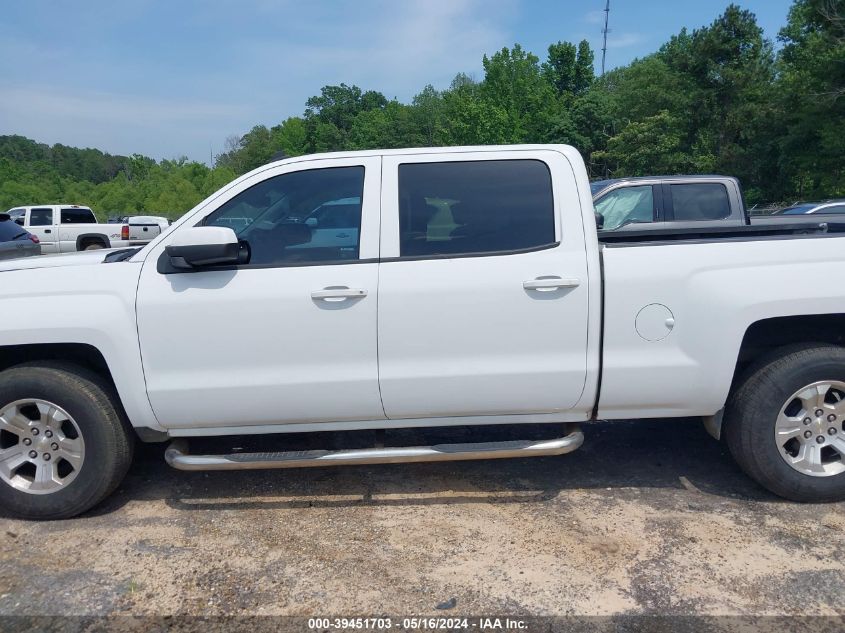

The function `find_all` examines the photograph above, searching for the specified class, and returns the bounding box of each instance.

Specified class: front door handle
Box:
[44,229,52,234]
[311,287,368,302]
[523,277,581,291]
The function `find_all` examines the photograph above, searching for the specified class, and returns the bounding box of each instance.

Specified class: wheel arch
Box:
[75,233,110,251]
[0,342,117,393]
[732,314,845,388]
[705,314,845,441]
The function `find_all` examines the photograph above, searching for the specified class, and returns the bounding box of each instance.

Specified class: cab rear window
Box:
[61,208,96,224]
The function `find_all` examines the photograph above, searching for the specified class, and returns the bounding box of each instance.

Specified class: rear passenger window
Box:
[670,184,731,221]
[61,208,96,224]
[29,208,53,226]
[398,160,556,257]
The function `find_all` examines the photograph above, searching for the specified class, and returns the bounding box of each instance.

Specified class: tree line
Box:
[1,0,841,220]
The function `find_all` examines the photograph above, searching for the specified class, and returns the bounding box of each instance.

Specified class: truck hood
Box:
[0,249,119,273]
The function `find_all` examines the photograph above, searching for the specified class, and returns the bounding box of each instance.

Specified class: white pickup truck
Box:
[6,205,166,253]
[1,145,844,520]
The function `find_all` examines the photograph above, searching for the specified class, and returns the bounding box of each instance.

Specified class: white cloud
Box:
[584,9,607,25]
[231,0,515,100]
[607,33,646,48]
[0,87,249,160]
[0,0,518,160]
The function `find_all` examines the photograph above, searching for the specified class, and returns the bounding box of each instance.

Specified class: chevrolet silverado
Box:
[0,145,844,519]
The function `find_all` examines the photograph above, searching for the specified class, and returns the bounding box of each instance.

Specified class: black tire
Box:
[0,362,134,519]
[83,242,105,251]
[724,344,845,503]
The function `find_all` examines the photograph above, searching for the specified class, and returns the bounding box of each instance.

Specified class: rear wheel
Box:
[724,344,845,502]
[83,242,105,251]
[0,363,134,519]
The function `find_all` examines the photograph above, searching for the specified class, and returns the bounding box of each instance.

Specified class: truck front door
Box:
[135,157,385,430]
[26,208,57,253]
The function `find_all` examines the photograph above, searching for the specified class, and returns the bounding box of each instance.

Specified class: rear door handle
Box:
[523,277,581,291]
[44,229,52,234]
[311,287,368,302]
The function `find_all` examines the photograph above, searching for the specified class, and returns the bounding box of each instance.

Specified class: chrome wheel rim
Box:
[775,381,845,477]
[0,399,85,494]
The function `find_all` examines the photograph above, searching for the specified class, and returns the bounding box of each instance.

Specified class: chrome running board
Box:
[164,427,583,471]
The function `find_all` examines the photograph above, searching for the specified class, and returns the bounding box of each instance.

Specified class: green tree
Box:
[595,110,702,176]
[777,0,845,197]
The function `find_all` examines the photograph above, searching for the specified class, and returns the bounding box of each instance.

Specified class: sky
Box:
[0,0,795,164]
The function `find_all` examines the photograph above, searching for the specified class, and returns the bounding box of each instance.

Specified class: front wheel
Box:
[0,363,134,519]
[724,344,845,502]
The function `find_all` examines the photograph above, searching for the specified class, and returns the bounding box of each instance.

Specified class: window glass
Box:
[594,186,654,229]
[670,183,731,221]
[203,166,364,265]
[61,208,96,224]
[397,160,555,257]
[29,208,53,226]
[8,209,25,225]
[819,205,845,215]
[0,219,26,241]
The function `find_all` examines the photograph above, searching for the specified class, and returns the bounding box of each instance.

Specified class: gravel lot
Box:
[1,418,844,623]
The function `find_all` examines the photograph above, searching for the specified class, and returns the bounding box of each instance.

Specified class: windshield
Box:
[779,204,819,215]
[590,180,615,196]
[0,220,27,241]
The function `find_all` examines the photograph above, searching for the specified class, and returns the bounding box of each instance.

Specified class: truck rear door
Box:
[376,150,592,420]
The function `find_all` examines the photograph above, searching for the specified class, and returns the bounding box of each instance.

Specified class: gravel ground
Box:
[1,418,844,623]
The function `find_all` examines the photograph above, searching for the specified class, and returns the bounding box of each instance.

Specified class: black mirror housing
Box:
[595,212,605,229]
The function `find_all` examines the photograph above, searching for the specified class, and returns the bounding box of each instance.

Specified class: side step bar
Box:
[164,426,584,472]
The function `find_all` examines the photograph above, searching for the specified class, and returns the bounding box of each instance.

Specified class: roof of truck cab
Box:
[12,204,92,208]
[590,175,739,196]
[263,144,579,165]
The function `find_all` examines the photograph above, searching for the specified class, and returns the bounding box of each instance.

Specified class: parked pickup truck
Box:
[592,175,845,233]
[6,205,123,253]
[6,206,167,253]
[121,215,170,246]
[1,145,844,520]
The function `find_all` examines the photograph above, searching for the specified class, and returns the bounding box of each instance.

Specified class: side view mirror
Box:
[304,217,319,228]
[165,226,248,270]
[595,212,605,229]
[14,218,24,226]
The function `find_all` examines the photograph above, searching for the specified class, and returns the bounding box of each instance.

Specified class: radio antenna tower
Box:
[601,0,610,75]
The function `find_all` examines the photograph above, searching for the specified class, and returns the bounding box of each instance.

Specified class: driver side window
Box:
[203,166,364,266]
[594,186,655,230]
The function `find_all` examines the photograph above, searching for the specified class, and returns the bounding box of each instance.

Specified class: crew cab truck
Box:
[592,175,746,231]
[6,206,166,253]
[1,145,844,520]
[592,175,845,233]
[6,205,122,253]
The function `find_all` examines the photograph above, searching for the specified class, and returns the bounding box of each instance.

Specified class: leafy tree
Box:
[777,0,845,197]
[595,110,702,175]
[2,1,844,216]
[481,44,557,142]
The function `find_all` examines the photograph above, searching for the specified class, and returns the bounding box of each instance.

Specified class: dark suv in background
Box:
[0,213,41,260]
